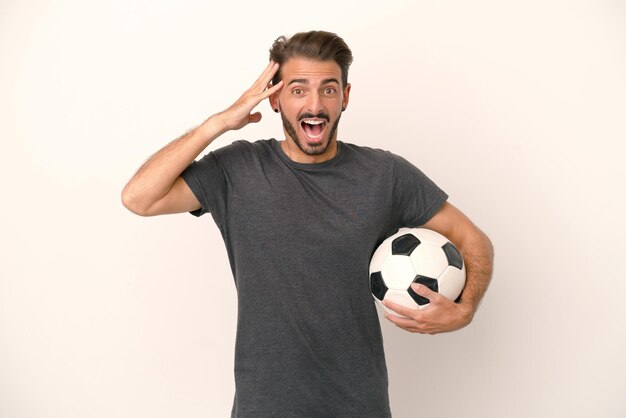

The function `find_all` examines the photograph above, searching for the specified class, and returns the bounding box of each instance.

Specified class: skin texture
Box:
[121,58,494,335]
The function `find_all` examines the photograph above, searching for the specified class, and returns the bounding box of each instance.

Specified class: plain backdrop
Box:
[1,1,625,417]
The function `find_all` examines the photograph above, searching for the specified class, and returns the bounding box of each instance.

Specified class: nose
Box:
[305,91,323,115]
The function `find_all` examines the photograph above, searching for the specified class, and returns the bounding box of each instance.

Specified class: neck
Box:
[280,137,338,164]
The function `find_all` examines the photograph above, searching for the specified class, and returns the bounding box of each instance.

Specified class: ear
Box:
[269,88,280,113]
[342,83,351,112]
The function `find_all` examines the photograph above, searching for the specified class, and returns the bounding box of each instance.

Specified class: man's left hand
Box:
[382,283,474,335]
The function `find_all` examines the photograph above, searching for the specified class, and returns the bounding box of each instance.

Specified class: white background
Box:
[1,1,625,417]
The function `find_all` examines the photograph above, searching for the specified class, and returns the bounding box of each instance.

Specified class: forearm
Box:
[121,113,228,214]
[457,227,494,315]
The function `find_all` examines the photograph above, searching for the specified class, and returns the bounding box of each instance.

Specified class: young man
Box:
[122,31,494,418]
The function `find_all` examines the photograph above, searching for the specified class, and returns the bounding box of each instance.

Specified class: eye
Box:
[324,87,336,95]
[292,88,304,95]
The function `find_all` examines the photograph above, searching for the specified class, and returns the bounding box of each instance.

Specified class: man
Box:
[122,31,493,418]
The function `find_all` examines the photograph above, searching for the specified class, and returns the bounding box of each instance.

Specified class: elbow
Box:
[475,228,495,263]
[460,225,495,267]
[479,230,495,275]
[121,187,153,217]
[480,231,494,258]
[484,231,495,260]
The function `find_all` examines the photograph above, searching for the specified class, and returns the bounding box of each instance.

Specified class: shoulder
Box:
[341,142,395,162]
[213,138,272,154]
[341,141,411,170]
[211,139,275,163]
[342,142,390,157]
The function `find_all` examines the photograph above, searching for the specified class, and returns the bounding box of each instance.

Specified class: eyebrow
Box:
[287,78,341,86]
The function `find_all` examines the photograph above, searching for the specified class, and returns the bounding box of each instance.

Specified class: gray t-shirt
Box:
[181,139,447,417]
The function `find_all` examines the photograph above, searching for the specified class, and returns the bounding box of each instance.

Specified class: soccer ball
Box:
[369,228,466,315]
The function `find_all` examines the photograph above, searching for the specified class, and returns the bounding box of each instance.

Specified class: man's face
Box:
[270,57,351,163]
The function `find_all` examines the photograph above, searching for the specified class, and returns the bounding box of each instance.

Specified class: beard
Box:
[279,108,341,156]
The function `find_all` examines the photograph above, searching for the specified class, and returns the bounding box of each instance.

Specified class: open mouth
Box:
[300,119,327,142]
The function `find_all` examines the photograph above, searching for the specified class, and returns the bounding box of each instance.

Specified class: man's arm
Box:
[383,202,494,334]
[121,61,283,216]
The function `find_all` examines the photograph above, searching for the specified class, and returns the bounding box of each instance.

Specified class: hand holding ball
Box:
[369,228,465,316]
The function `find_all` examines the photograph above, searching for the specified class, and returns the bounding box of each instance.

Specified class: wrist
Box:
[458,300,476,324]
[200,112,231,137]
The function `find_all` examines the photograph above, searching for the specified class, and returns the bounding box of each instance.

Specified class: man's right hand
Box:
[122,61,284,217]
[217,61,283,132]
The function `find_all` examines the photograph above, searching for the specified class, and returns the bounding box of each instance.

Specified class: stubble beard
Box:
[280,109,341,156]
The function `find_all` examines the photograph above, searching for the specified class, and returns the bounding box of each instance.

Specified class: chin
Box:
[281,112,340,157]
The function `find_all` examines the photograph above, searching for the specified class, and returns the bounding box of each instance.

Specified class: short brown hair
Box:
[269,30,353,87]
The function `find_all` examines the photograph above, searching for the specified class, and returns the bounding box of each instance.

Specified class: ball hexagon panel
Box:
[380,255,415,290]
[412,228,448,247]
[437,265,466,301]
[408,242,449,279]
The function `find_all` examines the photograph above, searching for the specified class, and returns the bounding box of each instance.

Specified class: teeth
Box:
[303,119,324,125]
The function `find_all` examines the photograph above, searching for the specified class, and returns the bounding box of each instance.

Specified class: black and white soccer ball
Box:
[369,228,466,315]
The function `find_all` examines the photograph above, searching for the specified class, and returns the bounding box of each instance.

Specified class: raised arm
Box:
[121,61,284,216]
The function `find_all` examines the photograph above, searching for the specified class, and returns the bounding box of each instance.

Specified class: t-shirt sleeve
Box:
[180,151,228,219]
[391,154,448,228]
